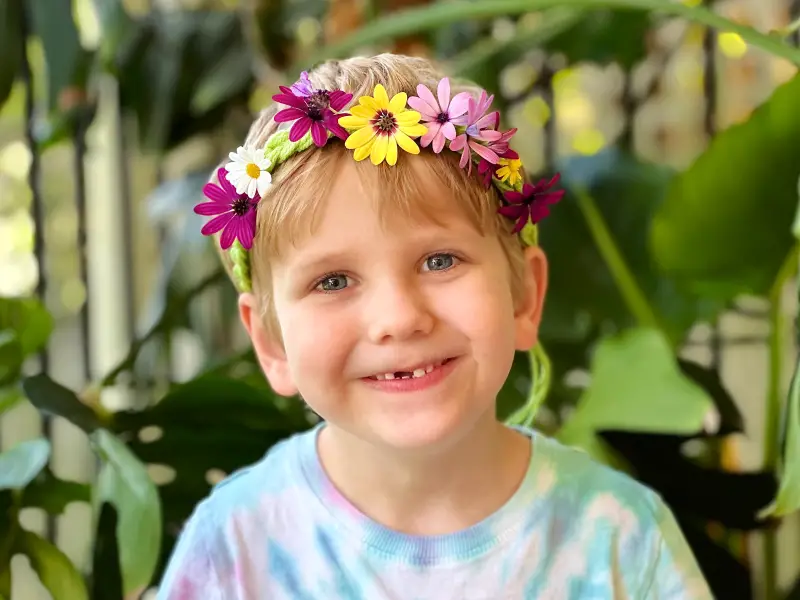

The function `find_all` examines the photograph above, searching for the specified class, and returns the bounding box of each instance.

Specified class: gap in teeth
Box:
[373,360,446,380]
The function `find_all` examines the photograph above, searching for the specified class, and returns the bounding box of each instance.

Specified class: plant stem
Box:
[762,245,799,600]
[574,188,662,332]
[294,0,800,72]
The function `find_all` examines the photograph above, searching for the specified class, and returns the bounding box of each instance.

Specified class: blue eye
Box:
[425,254,456,272]
[317,274,349,292]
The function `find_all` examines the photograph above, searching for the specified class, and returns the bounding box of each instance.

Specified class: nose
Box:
[366,278,435,343]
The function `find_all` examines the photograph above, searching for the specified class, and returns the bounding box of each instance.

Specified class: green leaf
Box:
[294,0,800,73]
[0,0,23,112]
[650,73,800,300]
[91,429,161,595]
[0,387,23,416]
[0,331,22,387]
[26,0,90,112]
[22,373,103,432]
[21,468,91,515]
[0,297,53,358]
[557,328,714,462]
[0,438,51,490]
[546,9,651,68]
[15,530,88,600]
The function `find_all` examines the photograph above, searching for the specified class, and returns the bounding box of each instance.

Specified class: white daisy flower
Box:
[224,146,272,198]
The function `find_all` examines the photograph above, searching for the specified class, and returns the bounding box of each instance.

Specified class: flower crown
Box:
[194,71,565,292]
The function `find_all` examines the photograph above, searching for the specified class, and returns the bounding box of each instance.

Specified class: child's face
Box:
[242,158,546,452]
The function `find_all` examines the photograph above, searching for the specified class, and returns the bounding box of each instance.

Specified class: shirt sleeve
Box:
[642,499,714,600]
[156,505,225,600]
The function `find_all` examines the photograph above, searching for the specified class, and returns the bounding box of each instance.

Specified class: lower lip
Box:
[361,358,459,393]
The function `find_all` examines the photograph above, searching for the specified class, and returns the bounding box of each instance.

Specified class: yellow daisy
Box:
[496,157,523,187]
[338,84,427,166]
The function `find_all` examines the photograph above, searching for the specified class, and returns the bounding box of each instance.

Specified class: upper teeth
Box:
[373,361,443,380]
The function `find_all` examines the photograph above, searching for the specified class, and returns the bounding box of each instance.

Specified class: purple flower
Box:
[194,167,260,250]
[408,78,470,154]
[290,71,314,97]
[449,91,508,173]
[272,85,353,147]
[498,173,565,233]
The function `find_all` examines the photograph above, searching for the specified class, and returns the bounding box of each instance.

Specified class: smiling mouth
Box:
[367,358,456,381]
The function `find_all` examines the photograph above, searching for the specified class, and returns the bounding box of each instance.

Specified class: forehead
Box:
[262,147,499,260]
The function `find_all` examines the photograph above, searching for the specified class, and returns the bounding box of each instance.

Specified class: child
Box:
[157,54,713,599]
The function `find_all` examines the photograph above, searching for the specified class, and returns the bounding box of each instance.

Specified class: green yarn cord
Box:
[505,343,552,429]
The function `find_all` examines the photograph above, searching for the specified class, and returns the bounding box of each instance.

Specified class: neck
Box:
[316,415,531,536]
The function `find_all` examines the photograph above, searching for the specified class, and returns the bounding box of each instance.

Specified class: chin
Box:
[363,409,485,454]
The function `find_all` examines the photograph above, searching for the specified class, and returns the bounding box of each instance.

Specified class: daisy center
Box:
[373,110,397,135]
[436,111,449,124]
[305,91,330,120]
[245,163,261,179]
[231,196,251,216]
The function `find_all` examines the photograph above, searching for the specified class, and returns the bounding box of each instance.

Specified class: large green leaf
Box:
[91,429,161,595]
[546,9,650,68]
[0,332,22,387]
[542,149,714,346]
[22,373,104,432]
[294,0,800,72]
[650,73,800,300]
[15,530,88,600]
[113,375,308,583]
[0,0,23,112]
[21,468,91,515]
[0,296,53,358]
[557,328,714,463]
[0,438,50,490]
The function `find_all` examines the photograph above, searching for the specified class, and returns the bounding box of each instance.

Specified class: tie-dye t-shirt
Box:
[157,424,712,599]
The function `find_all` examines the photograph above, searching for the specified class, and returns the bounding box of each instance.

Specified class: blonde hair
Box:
[215,53,528,341]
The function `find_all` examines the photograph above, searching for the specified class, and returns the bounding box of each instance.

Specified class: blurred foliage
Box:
[0,0,800,598]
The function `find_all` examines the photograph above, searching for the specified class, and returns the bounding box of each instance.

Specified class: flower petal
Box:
[395,110,422,127]
[289,117,313,142]
[415,84,440,116]
[437,78,451,111]
[324,113,349,140]
[271,93,306,110]
[274,107,308,123]
[386,136,398,166]
[498,205,525,220]
[349,105,375,119]
[218,168,238,197]
[202,177,228,203]
[373,85,390,110]
[407,96,438,120]
[469,140,500,164]
[504,191,524,204]
[220,218,238,250]
[345,125,377,150]
[329,90,353,111]
[358,95,380,112]
[420,122,441,148]
[311,120,328,147]
[388,92,408,115]
[440,122,456,141]
[246,177,258,199]
[231,173,249,196]
[399,123,427,138]
[257,173,271,197]
[201,212,234,236]
[394,130,420,155]
[450,134,467,152]
[237,216,255,250]
[339,115,370,129]
[448,92,471,120]
[432,130,447,154]
[194,201,230,216]
[370,134,389,165]
[353,137,375,161]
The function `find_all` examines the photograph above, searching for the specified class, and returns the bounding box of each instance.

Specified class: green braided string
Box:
[505,342,552,429]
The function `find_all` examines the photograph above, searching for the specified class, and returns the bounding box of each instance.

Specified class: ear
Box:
[238,293,298,397]
[514,245,548,351]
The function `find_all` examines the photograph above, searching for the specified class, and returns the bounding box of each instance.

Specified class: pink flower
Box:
[449,90,509,173]
[194,167,260,250]
[290,71,314,97]
[498,173,565,233]
[408,78,470,154]
[272,85,353,147]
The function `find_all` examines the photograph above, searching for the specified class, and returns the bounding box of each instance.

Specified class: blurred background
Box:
[2,0,800,598]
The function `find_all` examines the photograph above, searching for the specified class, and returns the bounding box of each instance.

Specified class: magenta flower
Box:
[449,91,507,173]
[194,167,260,250]
[498,173,565,233]
[290,71,314,97]
[272,84,353,147]
[408,78,470,154]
